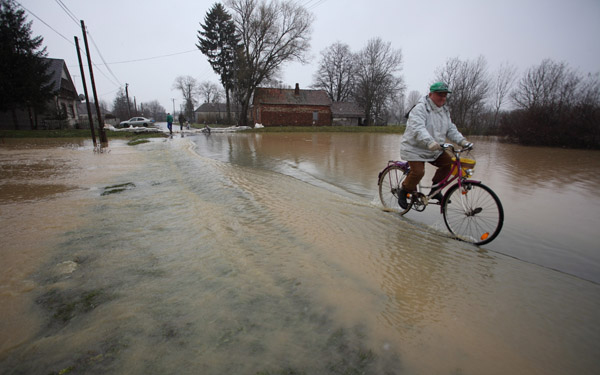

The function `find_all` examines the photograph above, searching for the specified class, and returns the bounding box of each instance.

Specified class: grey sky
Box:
[17,0,600,115]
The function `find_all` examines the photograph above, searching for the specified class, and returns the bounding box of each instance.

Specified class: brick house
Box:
[252,84,332,126]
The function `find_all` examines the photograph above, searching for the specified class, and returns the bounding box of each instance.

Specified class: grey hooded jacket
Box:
[400,95,466,162]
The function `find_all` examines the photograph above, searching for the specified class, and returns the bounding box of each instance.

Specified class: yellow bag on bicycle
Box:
[450,157,476,177]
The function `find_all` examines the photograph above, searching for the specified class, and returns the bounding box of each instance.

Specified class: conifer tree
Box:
[197,3,239,124]
[0,0,52,129]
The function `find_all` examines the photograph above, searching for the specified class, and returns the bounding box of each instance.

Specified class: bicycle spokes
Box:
[378,164,412,215]
[442,182,504,245]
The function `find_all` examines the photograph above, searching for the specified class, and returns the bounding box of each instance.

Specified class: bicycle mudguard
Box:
[377,161,408,184]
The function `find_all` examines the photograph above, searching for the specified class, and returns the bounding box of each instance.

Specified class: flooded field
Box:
[1,134,599,374]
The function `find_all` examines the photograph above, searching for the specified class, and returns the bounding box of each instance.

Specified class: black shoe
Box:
[398,188,409,209]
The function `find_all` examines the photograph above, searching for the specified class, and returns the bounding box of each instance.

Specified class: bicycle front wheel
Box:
[442,182,504,245]
[378,165,412,215]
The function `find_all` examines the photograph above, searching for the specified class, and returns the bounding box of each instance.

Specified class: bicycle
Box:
[377,143,504,245]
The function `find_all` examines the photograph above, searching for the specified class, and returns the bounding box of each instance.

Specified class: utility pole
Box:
[74,36,96,147]
[125,83,131,118]
[134,96,137,116]
[171,98,175,115]
[81,20,107,147]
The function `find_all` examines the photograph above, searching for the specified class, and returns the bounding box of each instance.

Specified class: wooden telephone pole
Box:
[74,36,96,147]
[80,20,108,147]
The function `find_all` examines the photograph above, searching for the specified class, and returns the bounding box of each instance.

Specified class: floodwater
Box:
[0,133,599,374]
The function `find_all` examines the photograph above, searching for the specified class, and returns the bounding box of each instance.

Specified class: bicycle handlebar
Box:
[442,143,472,153]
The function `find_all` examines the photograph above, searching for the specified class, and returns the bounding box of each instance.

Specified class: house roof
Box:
[331,102,363,117]
[45,58,78,98]
[195,102,240,112]
[77,101,110,116]
[253,86,331,106]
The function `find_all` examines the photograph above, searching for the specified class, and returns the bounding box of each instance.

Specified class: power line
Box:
[54,0,78,26]
[14,1,74,46]
[99,87,121,99]
[292,0,328,11]
[15,1,121,88]
[49,0,123,86]
[87,31,122,86]
[306,0,330,10]
[302,0,321,8]
[54,1,123,86]
[105,49,201,66]
[14,2,215,99]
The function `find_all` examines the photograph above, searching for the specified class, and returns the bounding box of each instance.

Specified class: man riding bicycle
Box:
[398,82,472,209]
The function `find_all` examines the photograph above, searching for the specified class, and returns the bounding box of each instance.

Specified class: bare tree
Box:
[579,72,600,106]
[353,37,404,125]
[405,90,422,111]
[226,0,314,126]
[435,55,490,133]
[198,81,223,104]
[261,78,290,89]
[311,41,355,102]
[511,59,580,111]
[386,92,406,125]
[140,100,166,120]
[490,62,517,128]
[172,75,198,120]
[502,59,600,148]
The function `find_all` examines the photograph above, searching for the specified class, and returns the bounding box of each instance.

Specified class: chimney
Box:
[294,83,300,96]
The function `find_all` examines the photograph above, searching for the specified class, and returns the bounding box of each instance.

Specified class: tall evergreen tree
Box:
[197,3,239,124]
[0,0,52,129]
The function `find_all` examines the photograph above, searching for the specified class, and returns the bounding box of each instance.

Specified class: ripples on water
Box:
[0,136,599,374]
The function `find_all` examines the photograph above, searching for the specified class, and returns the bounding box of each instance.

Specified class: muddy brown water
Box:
[1,134,599,374]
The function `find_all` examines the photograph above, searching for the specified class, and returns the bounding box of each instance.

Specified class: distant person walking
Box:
[178,113,185,131]
[166,113,173,134]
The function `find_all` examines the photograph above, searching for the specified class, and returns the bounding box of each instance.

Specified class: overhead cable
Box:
[51,0,123,86]
[13,0,74,46]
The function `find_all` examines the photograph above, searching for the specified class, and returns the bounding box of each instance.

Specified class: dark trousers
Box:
[402,152,453,192]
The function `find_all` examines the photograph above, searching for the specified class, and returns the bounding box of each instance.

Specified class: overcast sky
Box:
[16,0,600,115]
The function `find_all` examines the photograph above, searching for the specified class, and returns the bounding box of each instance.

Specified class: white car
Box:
[119,117,154,128]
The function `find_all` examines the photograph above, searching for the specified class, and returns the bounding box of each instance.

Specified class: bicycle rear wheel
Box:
[378,165,412,215]
[442,182,504,245]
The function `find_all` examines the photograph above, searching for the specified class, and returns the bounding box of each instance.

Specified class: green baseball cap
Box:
[430,82,452,93]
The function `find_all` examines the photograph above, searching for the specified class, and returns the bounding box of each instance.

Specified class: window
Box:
[312,111,318,122]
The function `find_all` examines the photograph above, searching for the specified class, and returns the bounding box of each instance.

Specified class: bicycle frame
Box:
[377,144,478,213]
[427,144,479,213]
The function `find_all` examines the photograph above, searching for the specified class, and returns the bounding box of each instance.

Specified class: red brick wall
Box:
[254,104,331,126]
